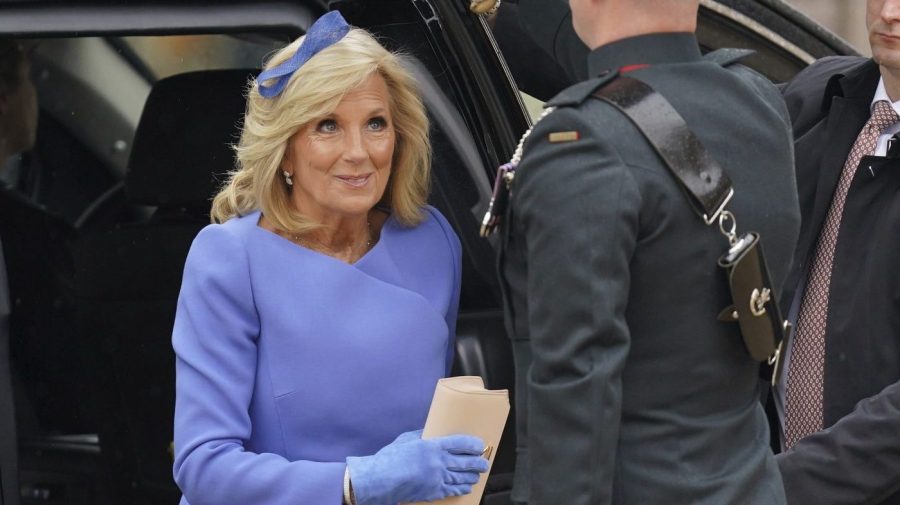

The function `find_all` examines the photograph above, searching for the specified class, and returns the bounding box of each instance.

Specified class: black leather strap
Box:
[592,76,734,224]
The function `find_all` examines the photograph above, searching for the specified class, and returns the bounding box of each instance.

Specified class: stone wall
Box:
[786,0,870,55]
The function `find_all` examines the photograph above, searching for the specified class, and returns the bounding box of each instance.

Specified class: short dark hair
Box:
[0,39,25,93]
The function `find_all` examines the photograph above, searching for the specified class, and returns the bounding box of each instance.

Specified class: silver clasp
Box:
[718,210,738,246]
[702,188,734,226]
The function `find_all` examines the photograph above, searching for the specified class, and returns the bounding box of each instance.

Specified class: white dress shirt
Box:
[871,78,900,155]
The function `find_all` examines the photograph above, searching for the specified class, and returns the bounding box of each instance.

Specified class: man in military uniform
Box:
[498,1,800,503]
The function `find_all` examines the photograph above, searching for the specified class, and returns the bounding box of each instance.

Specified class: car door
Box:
[0,2,522,503]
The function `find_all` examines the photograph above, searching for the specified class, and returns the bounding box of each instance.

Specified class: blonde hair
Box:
[210,28,431,232]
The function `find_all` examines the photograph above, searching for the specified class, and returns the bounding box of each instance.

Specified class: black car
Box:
[0,1,857,504]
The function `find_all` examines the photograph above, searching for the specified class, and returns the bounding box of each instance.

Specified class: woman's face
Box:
[283,73,395,222]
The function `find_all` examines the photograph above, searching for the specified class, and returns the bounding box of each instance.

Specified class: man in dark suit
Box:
[490,0,586,100]
[775,1,900,503]
[489,0,571,102]
[515,0,588,84]
[498,0,800,503]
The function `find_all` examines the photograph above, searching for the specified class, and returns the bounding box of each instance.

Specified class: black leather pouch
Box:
[717,232,791,384]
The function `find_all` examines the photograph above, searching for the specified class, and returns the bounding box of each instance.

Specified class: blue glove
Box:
[347,429,490,505]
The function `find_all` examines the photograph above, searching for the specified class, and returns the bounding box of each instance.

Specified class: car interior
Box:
[0,0,856,504]
[2,1,526,502]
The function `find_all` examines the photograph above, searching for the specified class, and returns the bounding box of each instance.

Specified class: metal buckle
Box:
[480,210,498,238]
[769,320,792,386]
[702,187,735,226]
[479,163,517,237]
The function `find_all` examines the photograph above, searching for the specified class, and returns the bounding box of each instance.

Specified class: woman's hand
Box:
[347,430,490,505]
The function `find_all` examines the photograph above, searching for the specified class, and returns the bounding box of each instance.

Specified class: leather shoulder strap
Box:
[592,76,733,224]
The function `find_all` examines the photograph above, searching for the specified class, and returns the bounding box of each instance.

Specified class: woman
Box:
[172,11,488,505]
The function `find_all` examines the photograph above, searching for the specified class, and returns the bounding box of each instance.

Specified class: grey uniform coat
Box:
[499,33,800,505]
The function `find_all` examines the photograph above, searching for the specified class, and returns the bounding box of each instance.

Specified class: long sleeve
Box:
[776,380,900,505]
[427,207,463,376]
[514,107,641,505]
[172,224,344,505]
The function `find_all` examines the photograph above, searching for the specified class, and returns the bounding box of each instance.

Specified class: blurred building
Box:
[786,0,870,55]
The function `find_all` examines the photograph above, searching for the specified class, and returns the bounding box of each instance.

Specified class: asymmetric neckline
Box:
[249,209,396,266]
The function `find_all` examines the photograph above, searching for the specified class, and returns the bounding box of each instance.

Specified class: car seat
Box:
[72,69,253,505]
[0,191,79,438]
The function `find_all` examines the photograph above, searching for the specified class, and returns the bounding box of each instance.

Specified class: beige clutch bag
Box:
[407,376,510,505]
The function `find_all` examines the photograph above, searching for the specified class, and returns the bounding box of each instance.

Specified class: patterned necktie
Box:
[784,100,899,449]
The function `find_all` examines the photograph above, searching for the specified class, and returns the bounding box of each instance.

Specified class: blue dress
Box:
[172,206,462,505]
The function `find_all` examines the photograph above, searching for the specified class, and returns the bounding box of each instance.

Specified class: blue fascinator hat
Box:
[256,10,352,98]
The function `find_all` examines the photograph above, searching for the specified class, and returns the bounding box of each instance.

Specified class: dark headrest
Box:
[126,69,256,210]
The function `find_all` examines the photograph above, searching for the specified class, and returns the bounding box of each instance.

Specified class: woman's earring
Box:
[283,170,293,187]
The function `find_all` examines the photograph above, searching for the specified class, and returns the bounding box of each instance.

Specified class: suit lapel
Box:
[798,61,880,262]
[804,97,869,245]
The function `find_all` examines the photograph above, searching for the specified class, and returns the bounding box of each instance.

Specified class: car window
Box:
[122,34,284,81]
[5,34,282,224]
